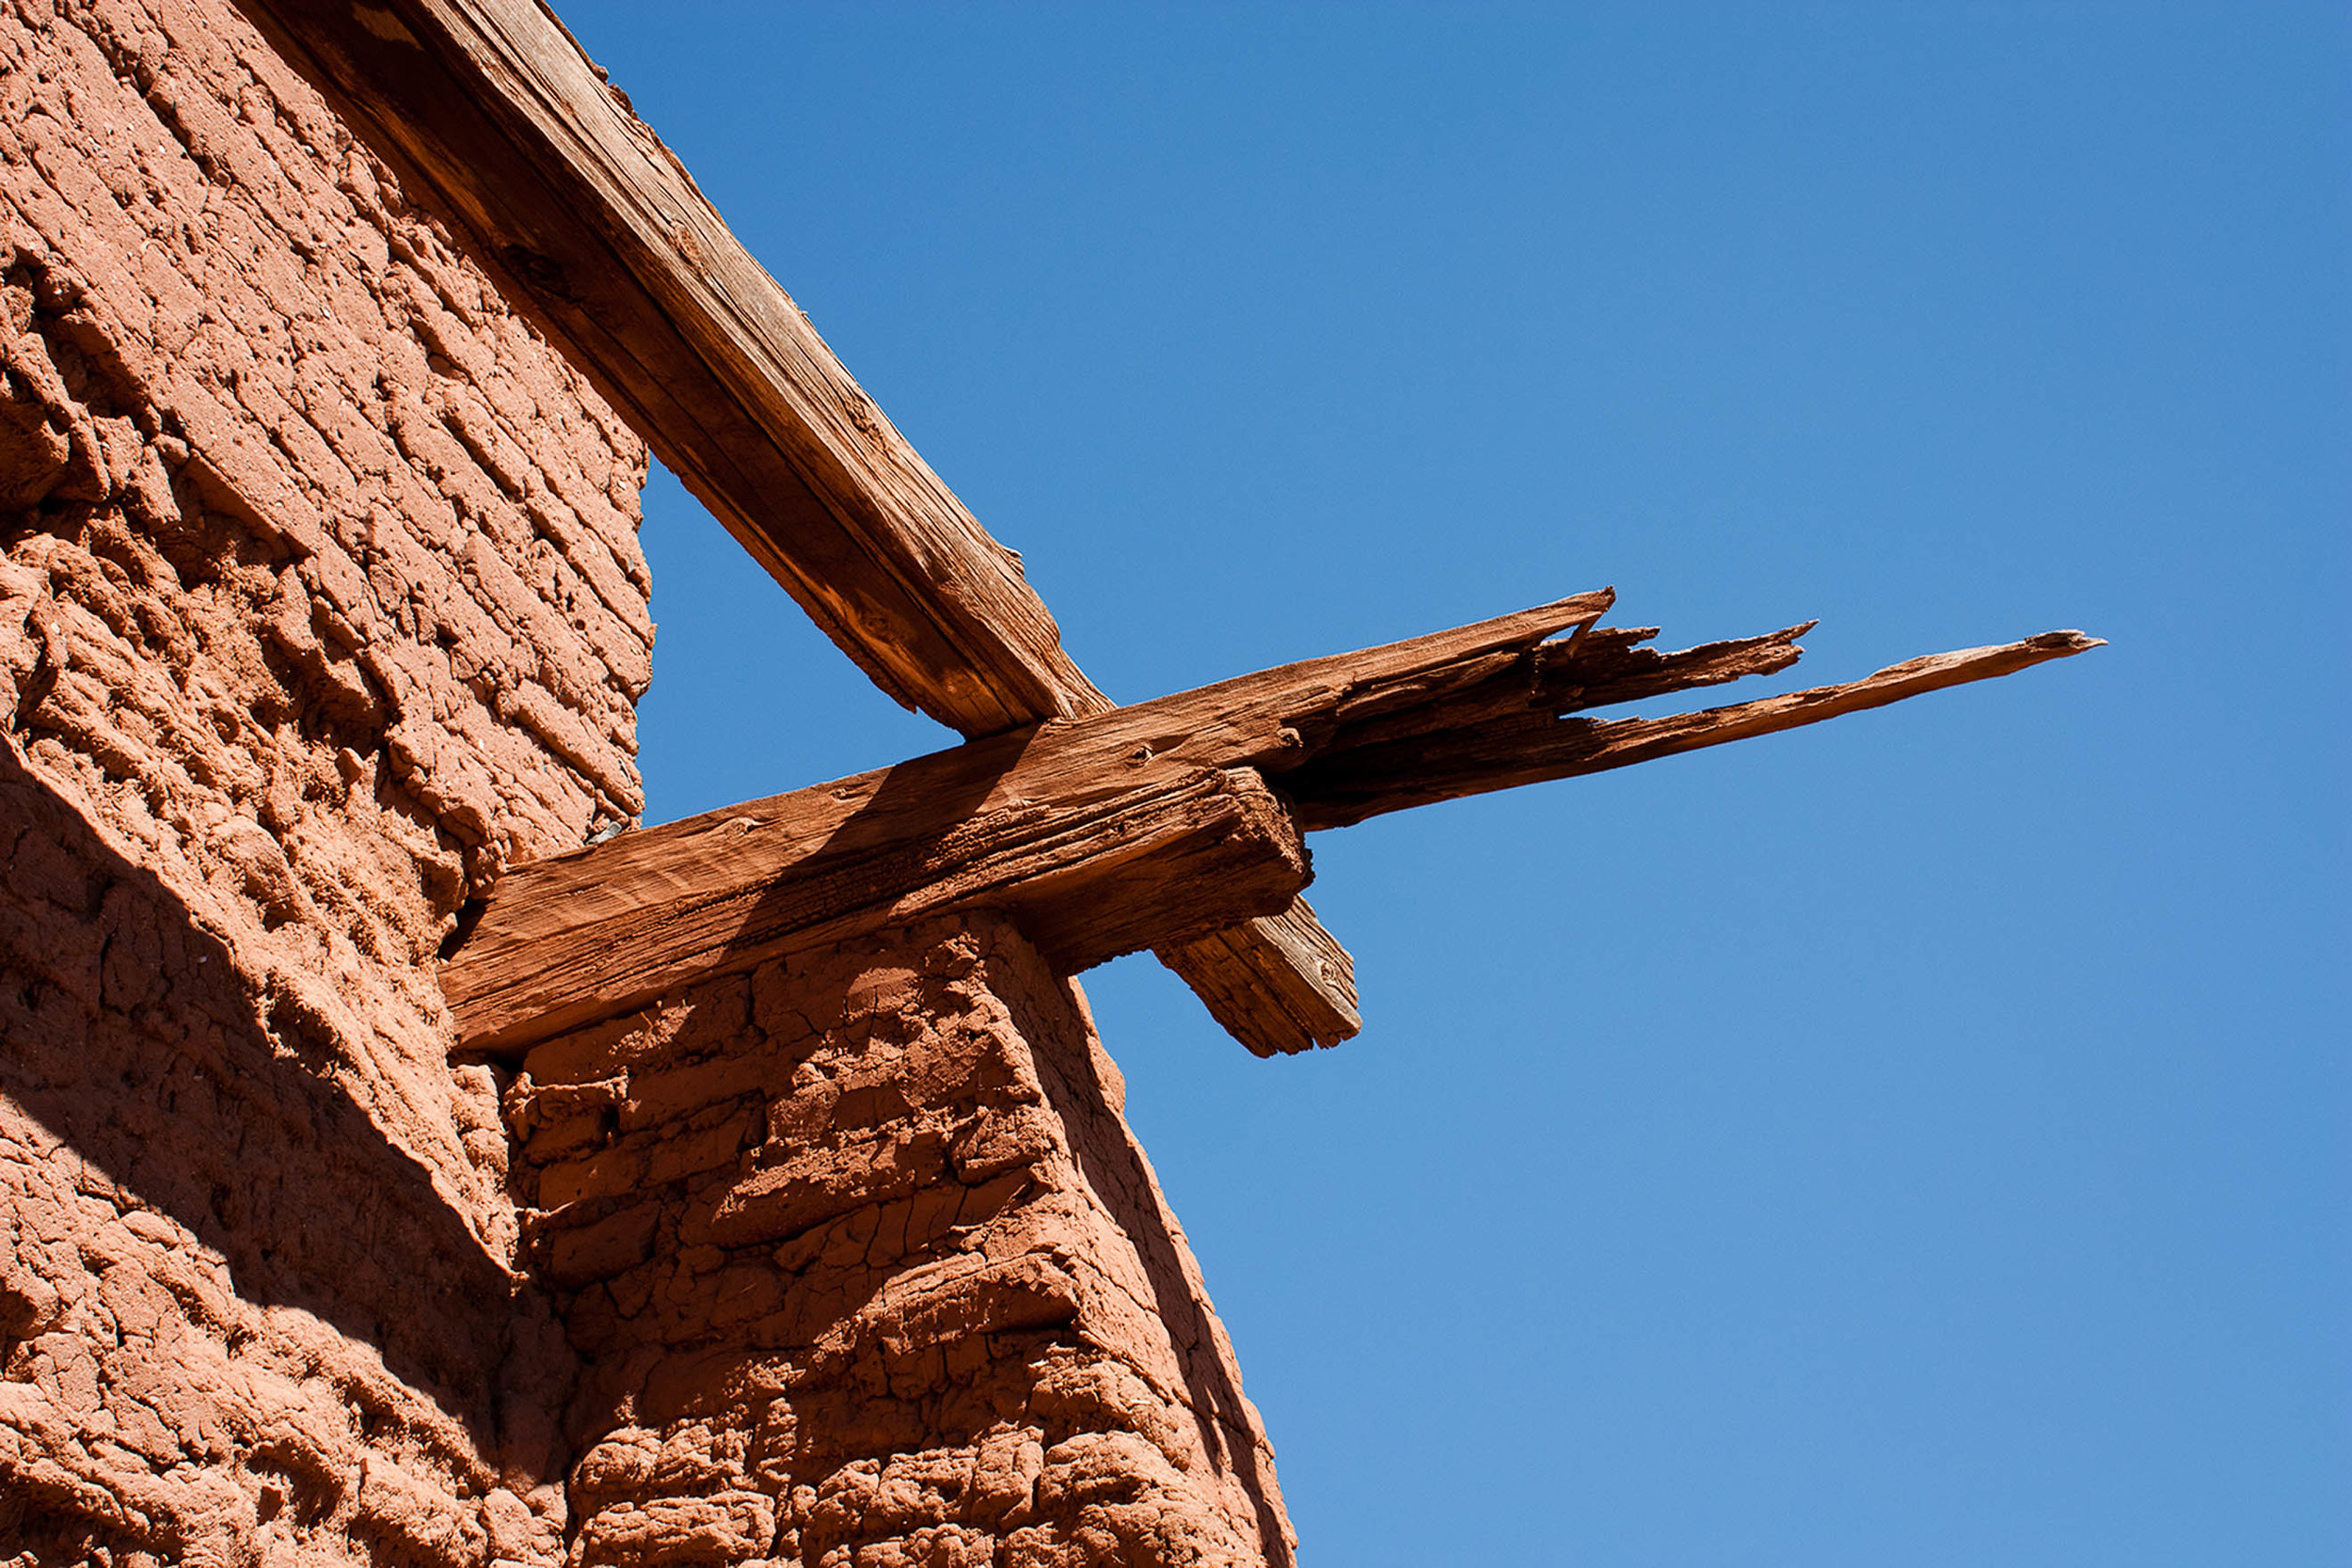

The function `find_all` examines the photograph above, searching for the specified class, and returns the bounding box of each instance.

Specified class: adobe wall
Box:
[0,0,648,1560]
[508,915,1293,1568]
[0,4,1294,1567]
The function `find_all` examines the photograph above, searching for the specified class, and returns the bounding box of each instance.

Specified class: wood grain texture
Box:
[236,0,1102,733]
[1018,593,2091,829]
[237,0,1364,1053]
[447,591,2094,1054]
[445,753,1310,1055]
[1286,629,2105,830]
[1158,900,1360,1058]
[443,590,1613,1053]
[1152,903,1359,1053]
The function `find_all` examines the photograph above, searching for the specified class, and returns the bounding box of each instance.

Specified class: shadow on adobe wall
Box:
[0,736,541,1459]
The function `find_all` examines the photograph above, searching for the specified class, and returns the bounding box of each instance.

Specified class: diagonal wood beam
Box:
[442,594,2098,1056]
[238,0,1361,1052]
[238,0,1096,731]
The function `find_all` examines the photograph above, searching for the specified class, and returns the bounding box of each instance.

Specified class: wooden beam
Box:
[445,753,1311,1056]
[1159,902,1360,1059]
[444,589,1612,1052]
[238,0,1363,1053]
[444,593,2096,1055]
[237,0,1100,732]
[1015,590,1622,777]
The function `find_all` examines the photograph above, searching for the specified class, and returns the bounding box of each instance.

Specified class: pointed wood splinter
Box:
[1286,628,2105,829]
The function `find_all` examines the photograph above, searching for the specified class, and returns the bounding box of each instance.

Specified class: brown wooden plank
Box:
[996,597,2089,829]
[444,588,1610,1053]
[238,0,1365,1053]
[447,593,2092,1054]
[1001,590,1619,779]
[446,752,1310,1055]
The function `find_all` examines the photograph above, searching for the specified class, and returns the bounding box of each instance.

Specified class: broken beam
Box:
[238,0,1363,1054]
[443,594,2096,1056]
[444,589,1613,1053]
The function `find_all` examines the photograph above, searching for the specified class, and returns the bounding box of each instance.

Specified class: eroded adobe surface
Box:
[1,0,645,1558]
[0,2,1290,1564]
[509,915,1292,1567]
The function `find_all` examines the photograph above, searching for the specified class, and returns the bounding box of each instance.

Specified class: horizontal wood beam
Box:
[240,0,1362,1053]
[442,588,1613,1053]
[445,754,1310,1056]
[443,592,2096,1055]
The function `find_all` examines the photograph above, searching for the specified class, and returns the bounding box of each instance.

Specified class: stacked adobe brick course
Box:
[507,915,1292,1567]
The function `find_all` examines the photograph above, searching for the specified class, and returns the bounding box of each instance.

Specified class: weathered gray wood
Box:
[445,592,2095,1056]
[238,0,1364,1053]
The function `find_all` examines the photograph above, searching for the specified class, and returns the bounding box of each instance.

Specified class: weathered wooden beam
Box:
[445,590,1613,1053]
[445,593,2095,1055]
[239,0,1362,1053]
[1025,590,1623,779]
[1158,902,1360,1059]
[237,0,1100,732]
[910,589,2090,829]
[445,752,1311,1056]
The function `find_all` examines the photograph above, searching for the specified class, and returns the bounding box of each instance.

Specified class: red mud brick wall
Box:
[0,4,1299,1566]
[505,914,1295,1568]
[0,0,650,1560]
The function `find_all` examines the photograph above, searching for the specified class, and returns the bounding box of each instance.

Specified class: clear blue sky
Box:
[560,6,2346,1562]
